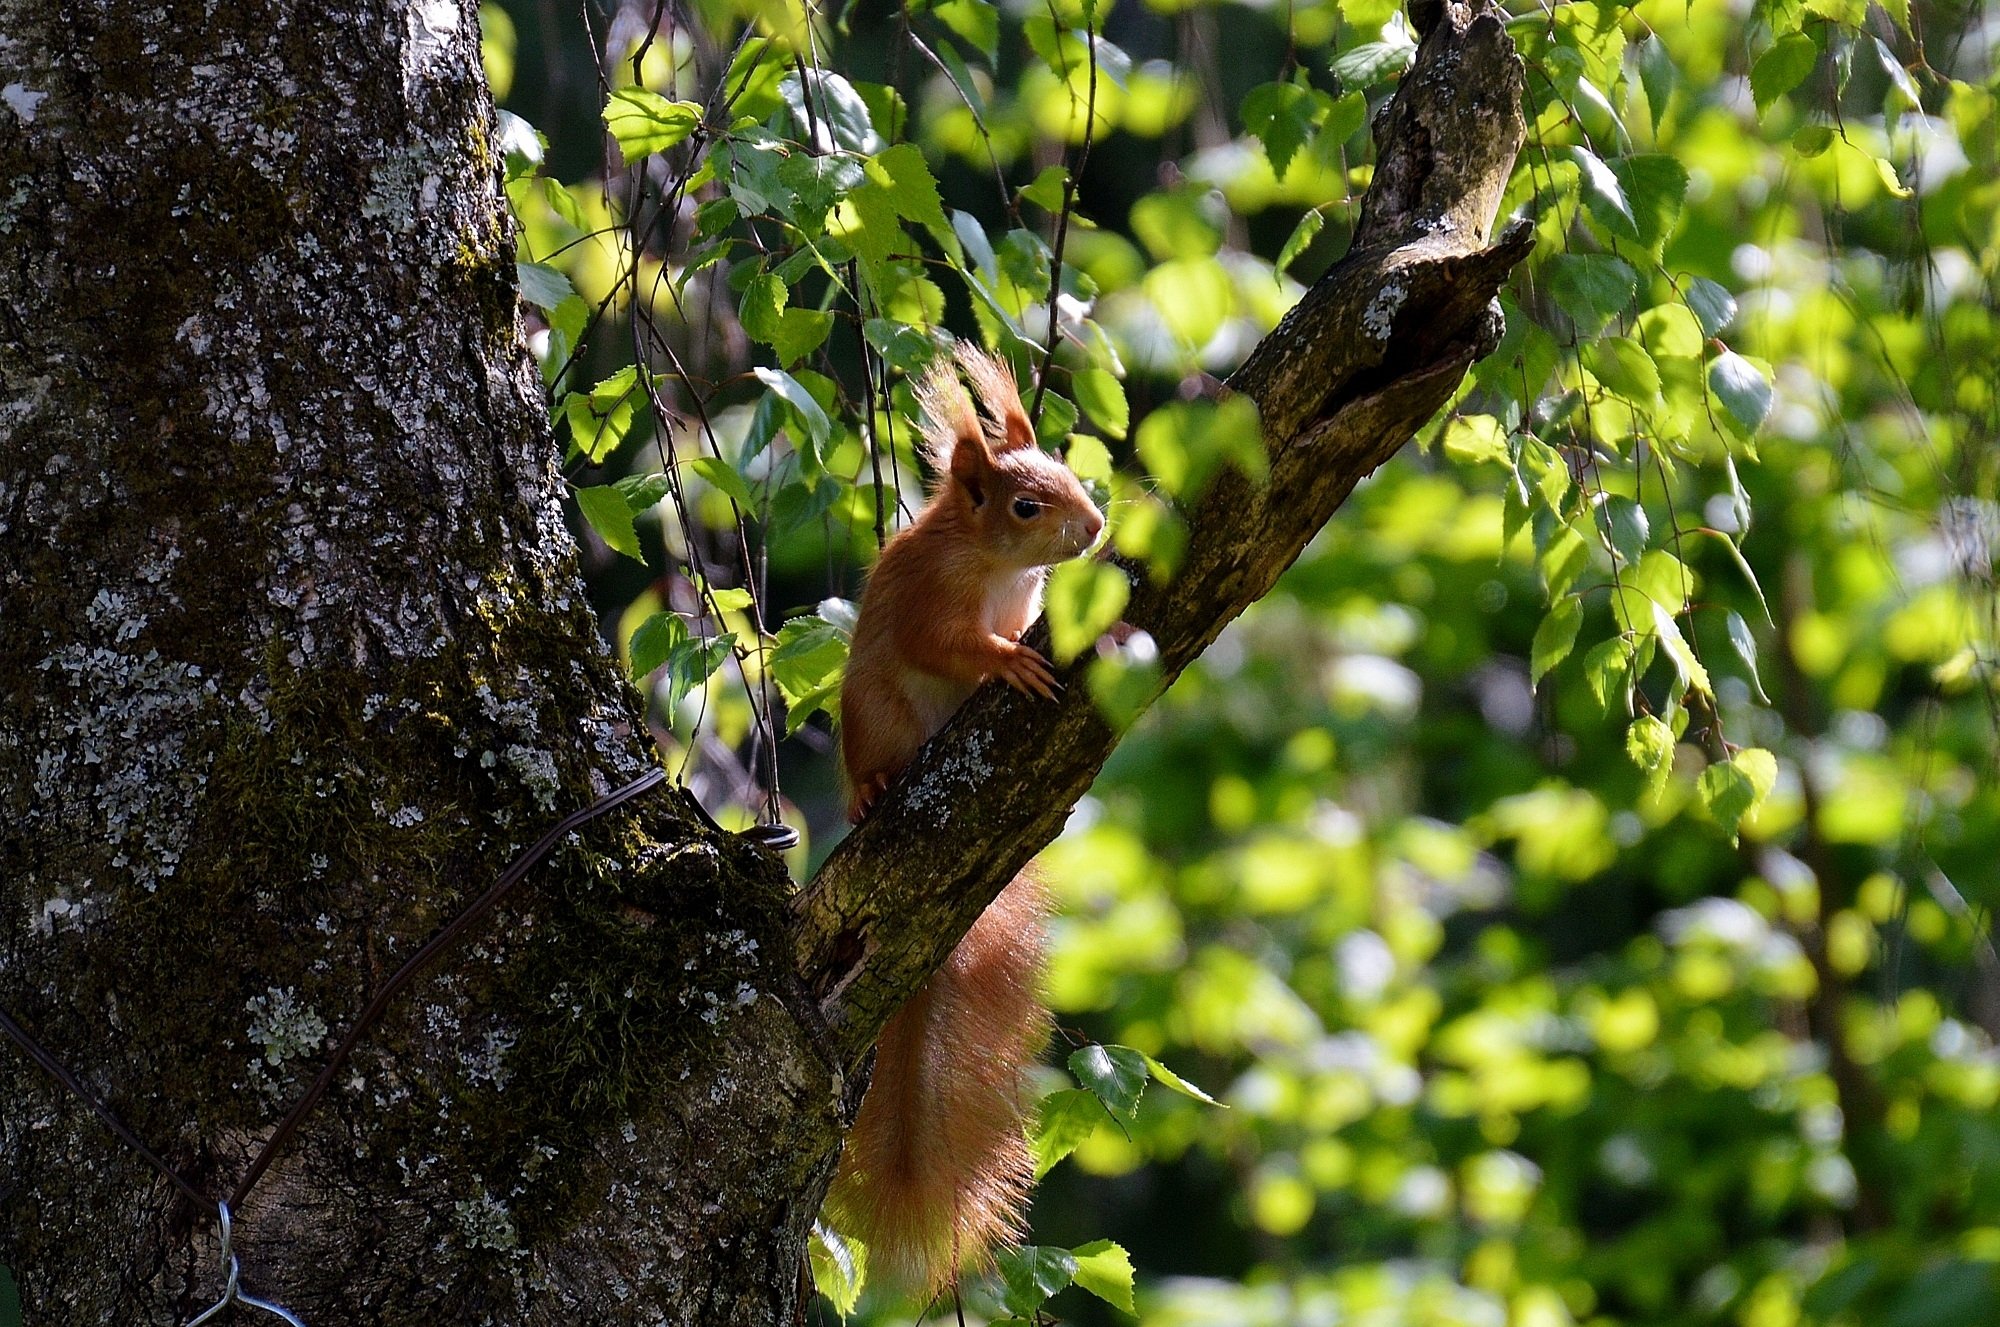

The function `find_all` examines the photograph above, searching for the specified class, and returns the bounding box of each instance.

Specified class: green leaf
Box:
[1650,600,1711,695]
[1531,596,1583,687]
[997,1245,1078,1318]
[752,366,832,457]
[1625,714,1676,797]
[1585,636,1636,712]
[1018,164,1069,213]
[1539,524,1591,600]
[1070,1240,1137,1314]
[1241,81,1320,179]
[1133,396,1265,500]
[688,455,756,510]
[1546,253,1639,332]
[1321,89,1367,145]
[1613,154,1690,252]
[1710,529,1773,624]
[516,261,575,311]
[1443,414,1509,466]
[769,473,843,537]
[1045,560,1130,665]
[868,143,950,237]
[809,1222,864,1315]
[1275,208,1325,276]
[613,471,673,514]
[563,366,644,462]
[603,88,701,159]
[863,318,935,373]
[1066,434,1115,487]
[662,632,735,712]
[1585,336,1663,405]
[1637,34,1678,133]
[1032,1088,1112,1179]
[932,0,1000,60]
[628,610,688,681]
[1605,497,1650,566]
[1143,1053,1224,1105]
[1572,145,1638,242]
[1727,609,1771,703]
[1709,350,1774,434]
[1072,367,1129,439]
[1872,36,1921,111]
[1685,277,1737,336]
[1332,34,1415,89]
[1751,32,1819,114]
[780,68,883,154]
[575,483,644,562]
[1698,748,1777,840]
[1793,123,1835,156]
[740,273,834,367]
[1068,1043,1148,1121]
[768,610,851,733]
[1872,153,1913,198]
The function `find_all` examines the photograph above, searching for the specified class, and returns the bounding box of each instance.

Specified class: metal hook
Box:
[184,1202,308,1327]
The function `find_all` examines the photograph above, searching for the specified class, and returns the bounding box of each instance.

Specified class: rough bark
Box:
[0,2,831,1323]
[0,0,1528,1323]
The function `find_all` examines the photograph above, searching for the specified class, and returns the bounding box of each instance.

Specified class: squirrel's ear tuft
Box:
[915,351,983,482]
[955,345,1036,452]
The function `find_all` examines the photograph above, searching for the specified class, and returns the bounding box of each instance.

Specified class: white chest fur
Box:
[983,566,1047,641]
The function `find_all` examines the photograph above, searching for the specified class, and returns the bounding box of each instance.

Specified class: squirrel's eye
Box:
[1011,497,1042,520]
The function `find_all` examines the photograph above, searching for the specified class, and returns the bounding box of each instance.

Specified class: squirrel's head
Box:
[915,343,1106,569]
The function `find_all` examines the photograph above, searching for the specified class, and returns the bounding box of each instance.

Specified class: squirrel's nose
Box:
[1080,506,1105,547]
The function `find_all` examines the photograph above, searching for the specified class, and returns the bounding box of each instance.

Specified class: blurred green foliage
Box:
[486,0,2000,1319]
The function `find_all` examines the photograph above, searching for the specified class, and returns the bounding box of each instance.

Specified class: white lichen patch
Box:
[501,744,560,810]
[2,82,48,121]
[245,986,329,1067]
[33,643,220,890]
[461,1028,516,1087]
[906,729,994,825]
[453,1186,520,1252]
[1363,278,1408,341]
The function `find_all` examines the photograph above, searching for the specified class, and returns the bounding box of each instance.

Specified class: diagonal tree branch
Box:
[793,0,1533,1065]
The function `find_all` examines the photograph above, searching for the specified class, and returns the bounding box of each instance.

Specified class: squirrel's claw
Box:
[849,771,891,823]
[997,643,1060,700]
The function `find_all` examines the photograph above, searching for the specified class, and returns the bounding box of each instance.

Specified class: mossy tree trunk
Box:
[0,1,830,1322]
[0,0,1527,1322]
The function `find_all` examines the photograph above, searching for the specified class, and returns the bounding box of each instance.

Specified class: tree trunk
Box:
[0,0,1527,1323]
[0,1,832,1321]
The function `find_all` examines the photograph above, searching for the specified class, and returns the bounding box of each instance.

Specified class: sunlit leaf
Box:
[1532,596,1583,687]
[1709,350,1774,434]
[1751,32,1818,114]
[1032,1089,1111,1179]
[603,88,701,159]
[1070,1240,1137,1313]
[808,1221,865,1316]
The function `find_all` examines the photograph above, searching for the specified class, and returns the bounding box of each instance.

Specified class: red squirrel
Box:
[825,341,1105,1294]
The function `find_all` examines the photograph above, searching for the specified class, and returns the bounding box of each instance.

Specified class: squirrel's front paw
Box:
[995,642,1059,700]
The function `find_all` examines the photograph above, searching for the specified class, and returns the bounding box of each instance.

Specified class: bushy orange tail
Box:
[826,873,1048,1295]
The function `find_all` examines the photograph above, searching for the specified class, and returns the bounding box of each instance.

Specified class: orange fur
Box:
[828,341,1104,1294]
